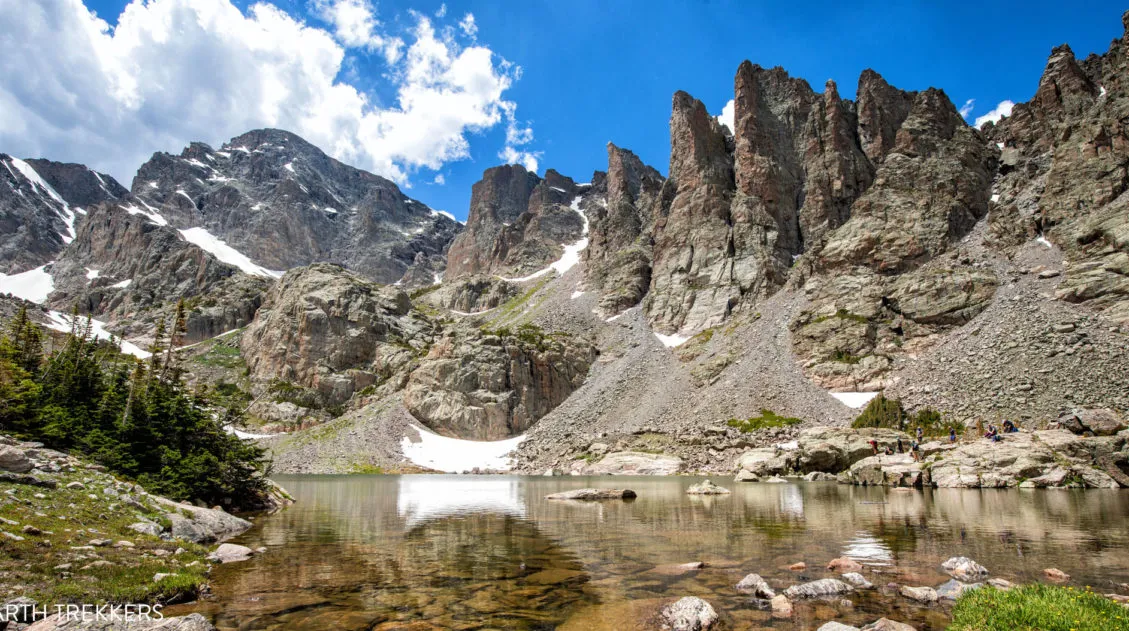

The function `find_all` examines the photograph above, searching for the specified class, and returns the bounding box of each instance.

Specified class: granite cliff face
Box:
[129,129,461,285]
[986,16,1129,324]
[0,155,125,274]
[239,263,596,439]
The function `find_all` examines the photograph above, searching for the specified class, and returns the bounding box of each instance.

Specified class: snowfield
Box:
[497,196,589,282]
[830,392,879,409]
[400,424,525,473]
[0,265,55,303]
[44,311,151,359]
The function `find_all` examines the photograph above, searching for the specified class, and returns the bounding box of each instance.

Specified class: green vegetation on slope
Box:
[949,584,1129,631]
[851,394,959,437]
[0,303,270,509]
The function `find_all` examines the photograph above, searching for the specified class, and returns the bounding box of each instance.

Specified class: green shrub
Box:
[949,584,1129,631]
[727,409,802,433]
[852,395,960,437]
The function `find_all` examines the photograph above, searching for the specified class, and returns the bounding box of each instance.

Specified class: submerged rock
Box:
[898,585,938,604]
[828,557,864,573]
[842,573,873,589]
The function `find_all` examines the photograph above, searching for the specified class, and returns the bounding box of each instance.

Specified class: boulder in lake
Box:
[735,573,776,598]
[898,585,938,603]
[545,488,637,500]
[842,572,873,589]
[817,623,860,631]
[686,479,731,495]
[861,619,918,631]
[942,556,988,581]
[207,543,254,564]
[784,578,853,599]
[828,557,864,573]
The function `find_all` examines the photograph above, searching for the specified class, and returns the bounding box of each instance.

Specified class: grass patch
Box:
[0,466,211,607]
[727,409,802,433]
[949,584,1129,631]
[190,342,243,369]
[347,463,385,475]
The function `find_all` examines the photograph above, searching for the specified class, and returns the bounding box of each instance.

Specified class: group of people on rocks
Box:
[867,420,1022,461]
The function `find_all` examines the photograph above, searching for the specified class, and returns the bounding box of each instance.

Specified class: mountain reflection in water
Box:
[175,475,1129,630]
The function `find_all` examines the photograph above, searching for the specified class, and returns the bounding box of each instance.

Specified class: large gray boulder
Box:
[0,446,32,474]
[783,578,853,599]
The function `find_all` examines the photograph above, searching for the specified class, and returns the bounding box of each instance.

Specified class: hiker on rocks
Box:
[985,425,1001,442]
[868,439,879,455]
[910,440,922,462]
[896,437,904,453]
[916,426,924,442]
[1003,420,1018,433]
[949,428,957,443]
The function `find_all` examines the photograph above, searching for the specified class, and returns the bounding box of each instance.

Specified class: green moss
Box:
[949,584,1129,631]
[347,463,385,474]
[727,409,802,433]
[830,350,863,364]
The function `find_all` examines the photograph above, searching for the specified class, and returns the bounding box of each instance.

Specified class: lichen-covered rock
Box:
[736,573,776,598]
[0,445,33,474]
[660,597,719,631]
[424,275,520,313]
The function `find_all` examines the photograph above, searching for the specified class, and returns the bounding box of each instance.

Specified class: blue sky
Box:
[7,1,1128,221]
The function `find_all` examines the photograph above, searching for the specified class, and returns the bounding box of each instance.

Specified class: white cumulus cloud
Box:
[716,99,735,133]
[0,0,536,188]
[958,98,975,119]
[973,100,1015,128]
[458,13,477,38]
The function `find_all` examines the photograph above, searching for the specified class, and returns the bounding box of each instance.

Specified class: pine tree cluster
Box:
[0,302,270,510]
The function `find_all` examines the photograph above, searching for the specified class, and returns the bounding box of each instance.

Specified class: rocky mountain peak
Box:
[1,155,125,274]
[127,128,460,285]
[668,91,734,189]
[856,69,916,163]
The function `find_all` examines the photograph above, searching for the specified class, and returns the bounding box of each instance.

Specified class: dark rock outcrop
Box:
[445,165,596,280]
[584,143,664,316]
[48,202,268,343]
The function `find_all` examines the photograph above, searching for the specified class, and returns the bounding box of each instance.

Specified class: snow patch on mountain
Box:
[400,424,525,473]
[178,227,284,278]
[44,310,151,359]
[0,264,55,303]
[7,157,77,243]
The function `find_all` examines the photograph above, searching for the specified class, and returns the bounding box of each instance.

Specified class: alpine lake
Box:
[170,475,1129,630]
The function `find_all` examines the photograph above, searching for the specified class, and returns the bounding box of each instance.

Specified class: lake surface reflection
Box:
[178,475,1129,630]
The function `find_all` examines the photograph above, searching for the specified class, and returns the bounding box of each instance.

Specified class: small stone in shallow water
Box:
[686,479,731,495]
[860,619,918,631]
[770,594,793,619]
[1043,568,1070,582]
[942,556,988,580]
[828,557,864,573]
[784,578,853,599]
[788,562,806,571]
[816,622,859,631]
[842,572,873,589]
[545,488,637,500]
[735,573,775,598]
[898,585,938,603]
